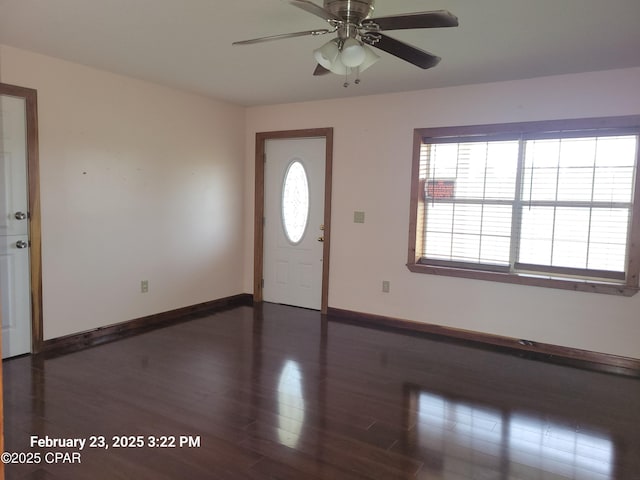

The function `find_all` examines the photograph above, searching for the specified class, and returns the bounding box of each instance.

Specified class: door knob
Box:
[317,236,324,243]
[15,211,27,220]
[16,240,28,249]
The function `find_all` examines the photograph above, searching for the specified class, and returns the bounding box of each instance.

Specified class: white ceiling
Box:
[1,0,639,106]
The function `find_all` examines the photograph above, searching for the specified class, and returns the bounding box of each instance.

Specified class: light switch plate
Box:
[354,211,365,224]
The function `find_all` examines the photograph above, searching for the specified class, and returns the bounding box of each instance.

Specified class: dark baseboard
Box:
[36,298,640,377]
[39,294,254,357]
[327,307,640,378]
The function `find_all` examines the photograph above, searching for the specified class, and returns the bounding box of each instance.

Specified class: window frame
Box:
[407,116,640,296]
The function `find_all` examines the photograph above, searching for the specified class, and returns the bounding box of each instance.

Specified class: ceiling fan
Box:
[233,0,458,86]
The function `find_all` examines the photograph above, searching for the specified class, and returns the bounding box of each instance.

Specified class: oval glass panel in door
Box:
[282,160,310,244]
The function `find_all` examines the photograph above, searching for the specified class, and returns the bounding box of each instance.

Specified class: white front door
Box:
[263,137,326,310]
[1,93,32,358]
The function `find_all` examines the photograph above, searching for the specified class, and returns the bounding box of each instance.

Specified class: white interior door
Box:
[263,137,326,310]
[1,93,32,358]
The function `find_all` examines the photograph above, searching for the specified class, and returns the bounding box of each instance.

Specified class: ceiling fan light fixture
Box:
[313,39,340,69]
[339,37,366,67]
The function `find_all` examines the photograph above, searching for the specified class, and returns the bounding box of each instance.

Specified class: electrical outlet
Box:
[141,280,149,293]
[354,211,365,224]
[382,280,390,293]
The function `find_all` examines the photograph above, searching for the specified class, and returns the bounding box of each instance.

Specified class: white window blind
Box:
[419,132,638,281]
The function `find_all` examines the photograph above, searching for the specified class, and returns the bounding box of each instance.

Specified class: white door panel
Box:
[1,96,29,237]
[263,138,325,310]
[1,93,32,357]
[0,235,31,357]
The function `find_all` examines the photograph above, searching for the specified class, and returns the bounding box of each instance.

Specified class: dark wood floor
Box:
[4,303,640,479]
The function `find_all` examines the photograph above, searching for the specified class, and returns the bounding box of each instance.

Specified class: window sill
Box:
[407,263,639,297]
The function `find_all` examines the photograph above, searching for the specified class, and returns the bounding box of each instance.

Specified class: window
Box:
[282,160,310,244]
[408,116,640,295]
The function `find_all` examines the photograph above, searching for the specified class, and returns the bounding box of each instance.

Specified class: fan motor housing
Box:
[324,0,375,23]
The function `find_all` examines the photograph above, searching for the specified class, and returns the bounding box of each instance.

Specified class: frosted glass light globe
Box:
[359,44,381,72]
[340,38,366,67]
[313,40,340,69]
[328,56,351,75]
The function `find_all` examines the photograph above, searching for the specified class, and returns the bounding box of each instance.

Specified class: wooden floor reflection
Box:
[4,303,640,479]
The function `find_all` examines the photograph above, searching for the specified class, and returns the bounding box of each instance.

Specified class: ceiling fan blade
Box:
[313,64,331,76]
[290,0,340,22]
[233,29,330,45]
[364,10,459,31]
[366,33,441,69]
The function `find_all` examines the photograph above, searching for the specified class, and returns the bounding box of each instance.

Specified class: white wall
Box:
[0,45,246,340]
[245,68,640,359]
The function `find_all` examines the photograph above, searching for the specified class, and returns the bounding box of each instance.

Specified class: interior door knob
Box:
[317,236,324,243]
[15,211,27,220]
[16,240,28,249]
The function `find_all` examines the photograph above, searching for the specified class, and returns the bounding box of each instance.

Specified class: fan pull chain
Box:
[343,68,364,88]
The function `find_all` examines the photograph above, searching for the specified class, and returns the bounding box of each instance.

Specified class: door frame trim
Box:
[0,82,43,354]
[254,128,333,313]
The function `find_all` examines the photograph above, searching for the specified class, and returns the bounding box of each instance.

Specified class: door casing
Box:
[254,128,333,313]
[0,82,43,354]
